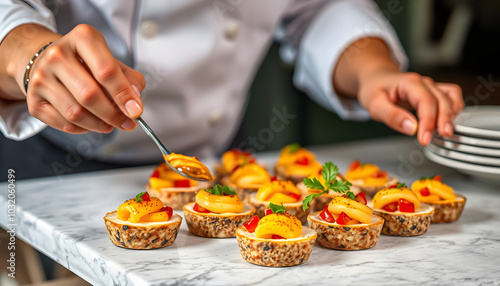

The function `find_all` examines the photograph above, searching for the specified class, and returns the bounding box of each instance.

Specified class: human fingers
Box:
[28,70,114,133]
[66,24,143,118]
[390,73,438,146]
[26,86,88,134]
[365,89,419,136]
[422,77,454,138]
[38,42,137,131]
[436,82,464,117]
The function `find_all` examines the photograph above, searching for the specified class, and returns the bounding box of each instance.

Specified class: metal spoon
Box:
[135,117,213,182]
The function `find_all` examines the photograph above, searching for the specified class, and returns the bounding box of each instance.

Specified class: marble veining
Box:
[1,138,500,286]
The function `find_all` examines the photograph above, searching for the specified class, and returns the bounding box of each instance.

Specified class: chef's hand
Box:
[333,37,464,146]
[0,24,145,134]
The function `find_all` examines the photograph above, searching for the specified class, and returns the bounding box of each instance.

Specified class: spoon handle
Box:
[135,117,170,156]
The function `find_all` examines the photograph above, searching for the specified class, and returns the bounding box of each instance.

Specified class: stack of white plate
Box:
[424,106,500,185]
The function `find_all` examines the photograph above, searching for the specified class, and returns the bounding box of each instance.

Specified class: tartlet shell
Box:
[183,203,255,238]
[349,176,399,197]
[146,182,212,210]
[307,212,384,250]
[103,211,182,249]
[236,226,317,267]
[426,193,466,223]
[372,204,434,236]
[248,194,308,224]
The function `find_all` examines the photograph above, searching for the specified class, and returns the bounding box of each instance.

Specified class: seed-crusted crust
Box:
[372,204,434,236]
[307,212,383,250]
[248,194,308,224]
[236,227,317,267]
[146,182,212,210]
[103,211,182,249]
[349,175,399,197]
[426,193,466,223]
[183,203,255,238]
[220,176,260,201]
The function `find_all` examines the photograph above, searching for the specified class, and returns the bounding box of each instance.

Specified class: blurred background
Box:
[233,0,500,151]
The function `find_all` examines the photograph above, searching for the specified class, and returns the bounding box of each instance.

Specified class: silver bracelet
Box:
[23,42,53,93]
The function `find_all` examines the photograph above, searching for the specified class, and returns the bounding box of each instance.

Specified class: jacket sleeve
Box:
[276,0,408,121]
[0,0,56,140]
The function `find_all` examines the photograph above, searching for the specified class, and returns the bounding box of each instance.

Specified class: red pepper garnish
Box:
[150,169,160,178]
[319,205,335,223]
[355,192,367,205]
[398,198,415,212]
[142,192,151,201]
[231,165,240,173]
[433,175,442,182]
[372,170,387,178]
[194,156,199,161]
[295,156,309,166]
[271,234,284,239]
[382,201,398,212]
[389,184,398,189]
[420,187,430,196]
[193,203,210,213]
[265,208,273,216]
[288,192,301,201]
[243,215,259,232]
[336,212,352,225]
[348,160,361,171]
[248,158,256,164]
[270,176,278,182]
[160,206,173,219]
[174,179,190,188]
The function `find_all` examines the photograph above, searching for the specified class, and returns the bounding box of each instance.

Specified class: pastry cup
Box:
[103,211,182,249]
[349,175,399,198]
[307,212,384,250]
[220,176,260,201]
[425,193,466,223]
[372,204,434,236]
[247,194,308,224]
[236,226,317,267]
[146,182,212,210]
[183,203,255,238]
[274,165,310,185]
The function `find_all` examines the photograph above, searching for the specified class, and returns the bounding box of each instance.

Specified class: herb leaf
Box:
[206,184,236,196]
[135,191,147,202]
[268,203,286,214]
[419,176,434,181]
[301,162,354,211]
[287,143,301,154]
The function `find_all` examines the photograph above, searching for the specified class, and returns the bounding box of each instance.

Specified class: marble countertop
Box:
[1,137,500,286]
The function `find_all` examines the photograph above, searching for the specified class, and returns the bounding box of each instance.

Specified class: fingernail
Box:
[132,85,141,97]
[444,123,453,136]
[121,118,136,131]
[402,119,417,136]
[125,99,142,117]
[422,131,432,146]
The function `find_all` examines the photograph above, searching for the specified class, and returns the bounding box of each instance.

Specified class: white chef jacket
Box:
[0,0,407,163]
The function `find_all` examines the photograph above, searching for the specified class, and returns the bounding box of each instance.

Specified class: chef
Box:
[0,0,463,164]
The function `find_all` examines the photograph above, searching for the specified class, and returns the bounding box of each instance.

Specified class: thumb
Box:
[368,91,418,136]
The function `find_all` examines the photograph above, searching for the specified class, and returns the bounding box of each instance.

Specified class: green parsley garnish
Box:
[206,184,237,196]
[302,162,353,211]
[287,143,301,153]
[135,191,147,202]
[268,203,286,214]
[419,176,434,181]
[393,182,406,189]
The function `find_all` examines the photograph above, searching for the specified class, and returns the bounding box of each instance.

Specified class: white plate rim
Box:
[424,148,500,175]
[427,143,500,166]
[454,106,500,139]
[436,133,500,149]
[432,137,500,157]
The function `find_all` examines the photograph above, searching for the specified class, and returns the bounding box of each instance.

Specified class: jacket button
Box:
[224,22,239,40]
[140,20,159,38]
[209,110,224,126]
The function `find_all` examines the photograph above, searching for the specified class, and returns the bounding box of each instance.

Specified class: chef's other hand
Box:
[333,37,464,146]
[0,24,146,134]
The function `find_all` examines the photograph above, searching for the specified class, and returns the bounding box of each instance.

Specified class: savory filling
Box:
[117,192,173,223]
[345,160,389,187]
[411,175,456,203]
[373,184,420,213]
[164,153,214,182]
[255,180,302,203]
[192,185,244,214]
[276,143,322,177]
